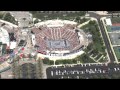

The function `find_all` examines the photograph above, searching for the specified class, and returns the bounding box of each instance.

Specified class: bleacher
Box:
[31,21,82,55]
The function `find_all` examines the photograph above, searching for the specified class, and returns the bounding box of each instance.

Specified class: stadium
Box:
[31,19,88,60]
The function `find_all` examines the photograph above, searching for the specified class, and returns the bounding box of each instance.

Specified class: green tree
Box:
[75,17,80,23]
[43,57,50,64]
[3,13,17,25]
[89,20,96,25]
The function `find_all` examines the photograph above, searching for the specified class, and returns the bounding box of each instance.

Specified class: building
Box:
[105,18,112,26]
[0,27,10,46]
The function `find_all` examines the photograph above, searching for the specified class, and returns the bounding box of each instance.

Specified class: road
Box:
[88,12,116,63]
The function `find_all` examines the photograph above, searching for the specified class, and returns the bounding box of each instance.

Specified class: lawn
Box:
[31,11,86,21]
[55,59,77,65]
[98,56,108,63]
[106,26,112,32]
[80,20,106,63]
[79,57,96,63]
[95,54,102,60]
[78,53,96,63]
[81,21,105,53]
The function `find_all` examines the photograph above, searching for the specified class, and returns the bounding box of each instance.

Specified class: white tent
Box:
[10,42,16,49]
[0,27,9,46]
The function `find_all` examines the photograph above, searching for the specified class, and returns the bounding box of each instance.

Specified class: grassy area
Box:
[111,17,120,23]
[81,21,106,54]
[55,54,96,65]
[0,12,18,25]
[30,11,86,21]
[113,47,120,61]
[42,58,54,65]
[80,20,106,63]
[55,59,77,65]
[98,56,107,63]
[106,26,112,32]
[0,13,4,19]
[3,13,18,25]
[95,54,102,60]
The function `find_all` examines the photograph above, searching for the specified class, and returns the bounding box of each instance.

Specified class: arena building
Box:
[32,19,88,60]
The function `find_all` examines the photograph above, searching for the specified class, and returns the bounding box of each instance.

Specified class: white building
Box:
[10,41,17,49]
[0,27,9,46]
[105,18,112,26]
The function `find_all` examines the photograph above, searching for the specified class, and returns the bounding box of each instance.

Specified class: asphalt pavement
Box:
[46,63,120,79]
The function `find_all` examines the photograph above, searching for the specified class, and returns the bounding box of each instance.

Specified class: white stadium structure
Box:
[32,19,89,60]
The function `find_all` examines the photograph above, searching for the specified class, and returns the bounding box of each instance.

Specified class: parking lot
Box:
[46,63,120,79]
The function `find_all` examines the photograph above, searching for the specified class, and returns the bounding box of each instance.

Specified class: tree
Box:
[3,13,17,25]
[101,46,105,52]
[87,43,93,51]
[72,59,77,63]
[80,18,87,24]
[37,58,43,79]
[43,57,50,64]
[89,20,96,25]
[75,17,80,23]
[34,19,39,24]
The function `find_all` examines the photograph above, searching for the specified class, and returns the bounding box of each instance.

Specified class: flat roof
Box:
[105,18,112,26]
[0,27,9,46]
